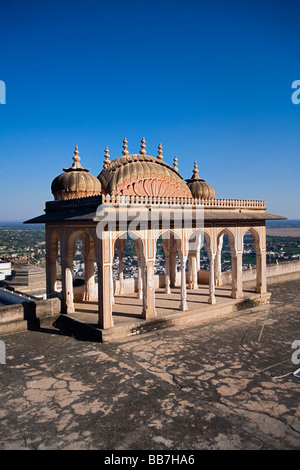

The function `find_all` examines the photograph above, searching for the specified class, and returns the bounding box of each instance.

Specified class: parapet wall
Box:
[220,260,300,286]
[111,260,300,296]
[0,297,61,334]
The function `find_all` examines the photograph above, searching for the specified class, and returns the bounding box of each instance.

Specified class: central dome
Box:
[98,139,192,198]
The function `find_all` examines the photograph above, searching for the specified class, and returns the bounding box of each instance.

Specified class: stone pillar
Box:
[169,235,177,287]
[141,256,147,316]
[141,259,156,319]
[196,248,201,272]
[117,238,126,295]
[65,252,75,313]
[134,239,143,299]
[189,251,198,290]
[208,252,216,305]
[46,228,58,298]
[147,259,156,318]
[164,253,171,294]
[96,236,114,330]
[215,234,224,287]
[187,252,192,289]
[179,253,188,311]
[137,262,143,299]
[231,251,243,299]
[256,249,267,294]
[46,253,57,297]
[162,238,171,294]
[84,254,95,301]
[83,236,95,301]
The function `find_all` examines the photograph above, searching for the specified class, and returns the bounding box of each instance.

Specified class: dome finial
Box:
[122,137,129,156]
[73,145,80,163]
[192,161,199,179]
[157,143,163,160]
[140,137,146,155]
[173,155,178,172]
[103,147,111,169]
[69,144,83,169]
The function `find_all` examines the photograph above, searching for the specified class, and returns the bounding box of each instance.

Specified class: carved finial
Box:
[103,147,111,169]
[122,137,129,155]
[140,137,146,155]
[157,143,163,160]
[67,144,84,170]
[73,145,80,163]
[192,161,199,179]
[173,156,178,172]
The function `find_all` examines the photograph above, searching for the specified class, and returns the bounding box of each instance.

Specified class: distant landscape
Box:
[0,220,300,278]
[266,220,300,237]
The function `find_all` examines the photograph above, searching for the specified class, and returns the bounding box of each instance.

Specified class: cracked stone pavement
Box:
[0,280,299,450]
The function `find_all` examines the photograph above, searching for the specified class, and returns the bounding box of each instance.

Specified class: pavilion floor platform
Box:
[55,284,271,343]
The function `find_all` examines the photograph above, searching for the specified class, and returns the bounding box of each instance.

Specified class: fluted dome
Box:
[98,139,192,198]
[51,146,101,200]
[186,162,215,199]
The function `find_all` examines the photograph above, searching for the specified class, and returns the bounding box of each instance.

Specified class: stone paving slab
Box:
[68,286,271,342]
[0,280,299,450]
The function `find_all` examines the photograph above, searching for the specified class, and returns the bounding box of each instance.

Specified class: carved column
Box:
[231,251,243,299]
[189,250,198,290]
[141,259,156,319]
[46,227,59,298]
[96,234,114,330]
[208,251,216,305]
[179,253,188,311]
[134,239,143,299]
[117,238,126,295]
[215,234,224,286]
[169,234,177,287]
[141,256,147,317]
[162,238,171,294]
[255,248,267,294]
[83,240,95,301]
[65,252,75,313]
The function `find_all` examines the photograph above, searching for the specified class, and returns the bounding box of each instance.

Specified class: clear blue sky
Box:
[0,0,300,220]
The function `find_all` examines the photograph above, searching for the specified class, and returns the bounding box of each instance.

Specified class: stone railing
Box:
[45,195,265,212]
[101,195,266,210]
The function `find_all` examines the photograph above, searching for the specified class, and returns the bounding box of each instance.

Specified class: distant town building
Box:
[0,261,11,281]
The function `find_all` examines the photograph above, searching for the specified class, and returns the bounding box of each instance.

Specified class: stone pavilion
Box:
[25,138,285,335]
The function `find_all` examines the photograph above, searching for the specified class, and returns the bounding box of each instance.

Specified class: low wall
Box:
[0,297,61,334]
[219,260,300,286]
[72,260,300,301]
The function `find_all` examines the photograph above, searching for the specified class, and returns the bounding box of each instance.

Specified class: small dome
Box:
[98,139,192,198]
[51,146,101,200]
[186,162,215,199]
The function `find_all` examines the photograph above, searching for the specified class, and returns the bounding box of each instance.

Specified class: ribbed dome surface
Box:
[51,146,101,200]
[186,179,215,199]
[186,162,215,199]
[98,154,192,197]
[51,171,101,200]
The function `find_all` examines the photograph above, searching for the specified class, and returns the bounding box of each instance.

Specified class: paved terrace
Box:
[69,284,271,342]
[0,280,299,450]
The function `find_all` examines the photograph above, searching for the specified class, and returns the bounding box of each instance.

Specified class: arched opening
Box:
[47,229,61,298]
[215,228,240,299]
[242,227,263,293]
[112,232,141,297]
[65,230,97,312]
[109,231,146,319]
[153,230,184,311]
[187,229,215,304]
[188,229,211,288]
